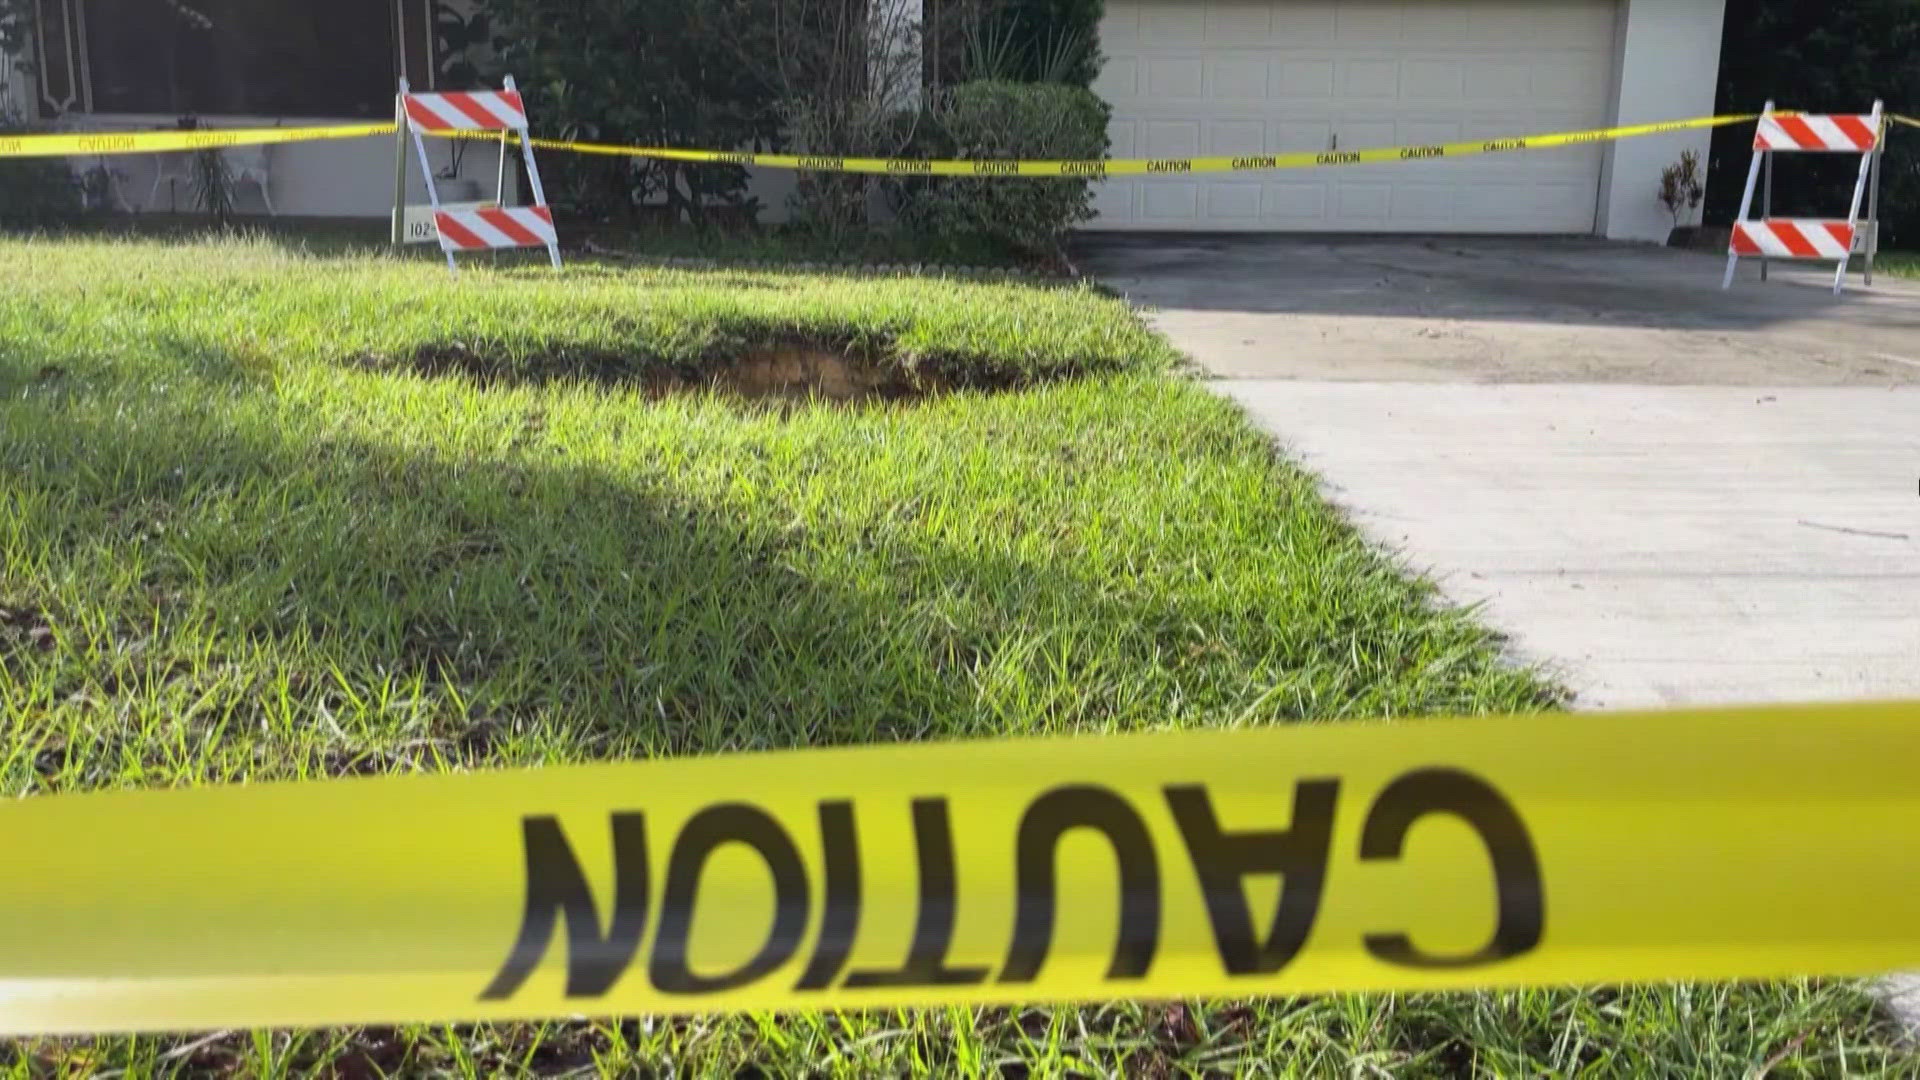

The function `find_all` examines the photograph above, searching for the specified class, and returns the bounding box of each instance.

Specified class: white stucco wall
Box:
[65,116,503,218]
[1596,0,1730,241]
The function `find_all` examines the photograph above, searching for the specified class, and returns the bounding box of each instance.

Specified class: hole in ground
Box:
[362,341,958,403]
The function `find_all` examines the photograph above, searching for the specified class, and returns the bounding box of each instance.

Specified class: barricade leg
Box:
[1722,103,1771,291]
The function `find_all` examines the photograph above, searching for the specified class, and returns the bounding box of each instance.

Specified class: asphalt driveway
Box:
[1082,234,1920,385]
[1080,235,1920,709]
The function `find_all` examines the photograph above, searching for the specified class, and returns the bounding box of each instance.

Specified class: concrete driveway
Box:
[1080,235,1920,709]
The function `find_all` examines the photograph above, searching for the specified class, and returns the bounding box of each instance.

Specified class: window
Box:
[67,0,419,118]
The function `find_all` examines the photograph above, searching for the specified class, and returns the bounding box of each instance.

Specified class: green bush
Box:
[893,81,1109,262]
[0,123,82,229]
[477,0,784,225]
[1706,0,1919,245]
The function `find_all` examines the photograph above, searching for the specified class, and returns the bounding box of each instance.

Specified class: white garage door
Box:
[1091,0,1619,232]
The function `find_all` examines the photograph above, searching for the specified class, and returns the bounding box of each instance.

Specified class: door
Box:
[1091,0,1619,232]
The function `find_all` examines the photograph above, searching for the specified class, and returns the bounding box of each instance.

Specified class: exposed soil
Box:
[376,342,947,402]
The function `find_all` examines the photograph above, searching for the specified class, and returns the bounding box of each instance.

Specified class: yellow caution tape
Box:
[1,112,1780,172]
[434,113,1764,177]
[0,122,395,158]
[1,700,1918,1035]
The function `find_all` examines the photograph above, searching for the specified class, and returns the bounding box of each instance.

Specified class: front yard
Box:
[0,235,1911,1075]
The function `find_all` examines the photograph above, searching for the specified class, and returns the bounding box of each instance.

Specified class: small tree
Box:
[1658,149,1704,229]
[754,0,925,237]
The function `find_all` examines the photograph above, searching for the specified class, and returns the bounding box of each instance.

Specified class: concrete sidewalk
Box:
[1217,381,1920,707]
[1091,235,1920,1026]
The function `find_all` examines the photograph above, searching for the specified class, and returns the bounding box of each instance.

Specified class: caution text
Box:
[481,768,1546,1001]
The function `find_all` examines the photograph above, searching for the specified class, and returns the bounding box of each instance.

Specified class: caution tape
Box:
[4,110,1898,174]
[437,112,1764,177]
[0,700,1917,1035]
[1,111,1849,174]
[0,122,395,158]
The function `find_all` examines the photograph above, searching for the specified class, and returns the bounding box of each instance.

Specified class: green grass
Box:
[1875,250,1920,280]
[23,212,1029,271]
[2,234,1915,1076]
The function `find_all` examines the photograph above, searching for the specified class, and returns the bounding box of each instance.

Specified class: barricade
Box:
[1723,100,1884,293]
[392,76,561,275]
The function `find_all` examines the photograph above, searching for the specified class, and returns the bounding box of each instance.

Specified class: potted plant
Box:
[1658,150,1705,248]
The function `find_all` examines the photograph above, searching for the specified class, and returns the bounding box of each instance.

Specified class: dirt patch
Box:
[0,603,54,655]
[725,345,936,401]
[371,342,946,402]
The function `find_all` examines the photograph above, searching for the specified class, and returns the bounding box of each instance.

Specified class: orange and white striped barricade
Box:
[1723,100,1883,294]
[390,75,561,275]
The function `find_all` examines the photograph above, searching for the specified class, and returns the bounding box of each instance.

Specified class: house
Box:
[14,0,1724,241]
[15,0,481,216]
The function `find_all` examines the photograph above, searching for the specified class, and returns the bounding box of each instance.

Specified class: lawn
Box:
[1,234,1914,1075]
[1875,249,1920,280]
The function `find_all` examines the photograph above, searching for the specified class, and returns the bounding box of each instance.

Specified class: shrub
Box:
[1657,150,1704,228]
[0,123,82,229]
[477,0,784,225]
[893,81,1110,263]
[927,0,1105,89]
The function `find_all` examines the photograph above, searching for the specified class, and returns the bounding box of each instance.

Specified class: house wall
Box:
[69,117,475,217]
[18,0,501,219]
[21,0,1728,237]
[1596,0,1729,242]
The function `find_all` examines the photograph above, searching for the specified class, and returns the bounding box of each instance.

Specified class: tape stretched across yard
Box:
[2,701,1919,1035]
[0,123,395,158]
[0,113,1774,174]
[460,113,1766,177]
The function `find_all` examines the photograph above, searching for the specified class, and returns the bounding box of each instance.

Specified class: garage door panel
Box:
[1263,183,1328,220]
[1092,182,1137,222]
[1334,1,1401,43]
[1205,184,1264,219]
[1400,118,1462,144]
[1272,118,1334,151]
[1402,5,1481,44]
[1146,58,1206,99]
[1271,2,1338,41]
[1143,120,1203,157]
[1533,53,1613,104]
[1458,183,1532,222]
[1094,0,1616,232]
[1340,58,1401,97]
[1274,58,1337,98]
[1096,57,1140,101]
[1334,184,1391,221]
[1143,184,1201,221]
[1338,117,1398,148]
[1140,3,1207,43]
[1210,58,1269,100]
[1206,4,1273,41]
[1391,186,1457,224]
[1401,59,1467,101]
[1462,60,1531,100]
[1534,1,1616,38]
[1209,120,1268,155]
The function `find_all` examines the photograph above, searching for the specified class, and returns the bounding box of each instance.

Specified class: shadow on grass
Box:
[12,355,1914,1078]
[2,351,1552,789]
